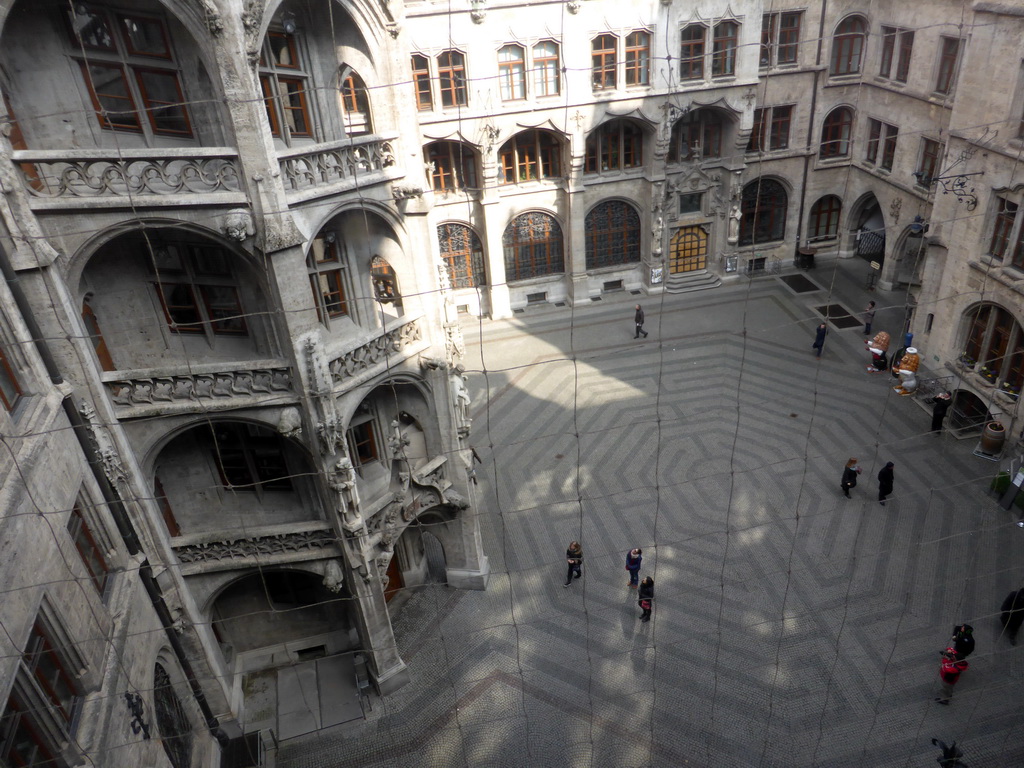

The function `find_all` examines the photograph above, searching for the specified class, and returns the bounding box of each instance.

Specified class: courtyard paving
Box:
[276,257,1024,767]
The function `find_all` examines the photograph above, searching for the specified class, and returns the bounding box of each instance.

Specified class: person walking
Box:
[877,461,894,505]
[812,322,827,358]
[638,576,654,622]
[930,391,952,434]
[1000,587,1024,644]
[634,304,648,339]
[935,648,969,705]
[840,458,861,498]
[625,548,643,587]
[863,301,876,335]
[563,541,583,587]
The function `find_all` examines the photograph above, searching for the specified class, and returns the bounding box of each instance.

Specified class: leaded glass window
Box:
[154,664,193,768]
[438,223,486,289]
[585,201,641,270]
[502,213,564,281]
[739,178,788,245]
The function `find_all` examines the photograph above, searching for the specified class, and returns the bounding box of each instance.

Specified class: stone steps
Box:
[664,269,722,294]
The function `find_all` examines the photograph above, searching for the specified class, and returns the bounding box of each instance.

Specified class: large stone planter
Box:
[981,421,1007,455]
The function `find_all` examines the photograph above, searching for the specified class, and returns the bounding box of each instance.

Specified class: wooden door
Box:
[669,226,708,274]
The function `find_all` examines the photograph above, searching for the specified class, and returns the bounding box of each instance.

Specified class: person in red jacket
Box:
[935,648,969,705]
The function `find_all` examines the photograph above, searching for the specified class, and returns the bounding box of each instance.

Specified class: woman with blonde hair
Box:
[840,458,861,499]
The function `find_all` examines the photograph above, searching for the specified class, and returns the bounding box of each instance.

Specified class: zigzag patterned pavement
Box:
[278,262,1024,767]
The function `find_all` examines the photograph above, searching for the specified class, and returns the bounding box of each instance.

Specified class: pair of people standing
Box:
[565,542,654,621]
[840,458,895,504]
[625,547,654,620]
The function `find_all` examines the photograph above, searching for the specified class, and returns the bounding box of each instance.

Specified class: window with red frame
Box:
[498,131,562,184]
[830,16,866,76]
[935,37,962,94]
[339,69,371,135]
[67,502,109,594]
[584,120,643,173]
[307,235,349,324]
[259,31,312,141]
[426,141,478,192]
[591,34,617,90]
[809,195,843,239]
[67,4,191,137]
[820,107,854,158]
[411,54,433,110]
[990,198,1018,258]
[625,31,650,86]
[916,138,943,185]
[437,50,467,108]
[0,341,21,412]
[680,25,705,80]
[712,21,738,77]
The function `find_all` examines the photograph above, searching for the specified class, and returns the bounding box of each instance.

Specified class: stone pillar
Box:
[565,147,589,305]
[480,197,512,319]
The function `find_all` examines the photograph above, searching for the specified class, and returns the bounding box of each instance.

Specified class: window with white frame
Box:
[760,12,801,68]
[66,3,192,138]
[879,26,914,83]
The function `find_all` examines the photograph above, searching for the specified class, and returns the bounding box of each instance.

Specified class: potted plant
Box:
[999,381,1020,400]
[977,365,998,385]
[956,353,976,371]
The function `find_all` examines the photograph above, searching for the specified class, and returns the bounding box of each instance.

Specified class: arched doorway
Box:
[669,226,708,274]
[851,195,885,263]
[210,570,353,662]
[422,532,447,584]
[949,389,993,435]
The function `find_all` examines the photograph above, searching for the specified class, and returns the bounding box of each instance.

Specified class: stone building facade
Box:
[0,1,488,766]
[1,0,1021,766]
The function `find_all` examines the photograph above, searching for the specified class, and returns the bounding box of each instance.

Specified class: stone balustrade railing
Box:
[327,317,422,386]
[12,147,245,205]
[104,364,293,413]
[278,134,397,199]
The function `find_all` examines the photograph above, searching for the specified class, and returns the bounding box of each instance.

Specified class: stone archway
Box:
[848,194,885,264]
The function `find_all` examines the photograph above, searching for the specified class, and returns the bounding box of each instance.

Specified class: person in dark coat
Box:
[931,392,952,434]
[638,576,654,621]
[563,541,583,587]
[625,548,643,587]
[634,305,648,339]
[812,323,827,358]
[877,461,894,505]
[840,457,861,498]
[1000,587,1024,644]
[949,624,975,660]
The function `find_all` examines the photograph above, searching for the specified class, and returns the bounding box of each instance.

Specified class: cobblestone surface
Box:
[277,259,1024,767]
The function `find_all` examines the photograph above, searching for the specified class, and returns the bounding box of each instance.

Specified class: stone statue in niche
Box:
[388,419,409,458]
[222,209,254,242]
[727,204,741,244]
[450,364,472,437]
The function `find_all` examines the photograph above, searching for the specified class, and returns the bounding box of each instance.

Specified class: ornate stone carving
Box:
[392,184,423,201]
[241,0,264,65]
[322,560,344,593]
[193,0,223,34]
[222,208,254,241]
[567,0,582,13]
[78,400,129,488]
[419,355,449,371]
[277,407,302,439]
[327,319,422,384]
[106,367,292,409]
[13,153,242,199]
[470,0,487,23]
[376,554,391,588]
[174,529,336,564]
[279,139,396,193]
